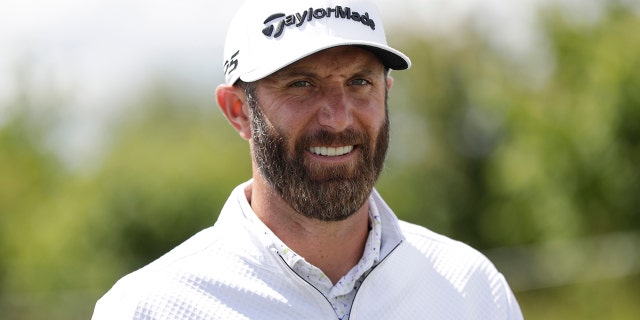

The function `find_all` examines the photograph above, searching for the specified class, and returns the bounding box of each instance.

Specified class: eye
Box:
[289,80,312,88]
[349,78,371,86]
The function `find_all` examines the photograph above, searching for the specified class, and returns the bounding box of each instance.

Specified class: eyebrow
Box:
[270,68,316,81]
[269,65,383,82]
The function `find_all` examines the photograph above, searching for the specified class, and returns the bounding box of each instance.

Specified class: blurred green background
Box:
[1,1,639,319]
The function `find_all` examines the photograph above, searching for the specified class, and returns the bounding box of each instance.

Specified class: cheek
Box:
[268,107,316,144]
[357,101,387,134]
[262,94,315,126]
[351,87,386,116]
[266,116,304,154]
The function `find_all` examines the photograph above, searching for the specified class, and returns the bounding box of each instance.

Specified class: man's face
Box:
[246,46,390,221]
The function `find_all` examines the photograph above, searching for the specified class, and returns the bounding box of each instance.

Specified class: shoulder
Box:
[391,221,523,319]
[92,227,224,318]
[399,220,485,258]
[396,220,504,285]
[92,220,269,319]
[358,220,523,319]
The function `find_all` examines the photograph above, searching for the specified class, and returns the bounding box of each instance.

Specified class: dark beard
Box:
[247,87,389,221]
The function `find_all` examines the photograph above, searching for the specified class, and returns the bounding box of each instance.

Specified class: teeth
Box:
[309,146,354,157]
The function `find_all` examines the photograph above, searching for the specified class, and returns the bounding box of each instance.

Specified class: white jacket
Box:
[92,181,523,319]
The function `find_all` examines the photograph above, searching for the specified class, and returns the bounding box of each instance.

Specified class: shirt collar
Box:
[234,180,403,290]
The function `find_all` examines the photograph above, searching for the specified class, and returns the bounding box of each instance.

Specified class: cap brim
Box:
[239,40,411,83]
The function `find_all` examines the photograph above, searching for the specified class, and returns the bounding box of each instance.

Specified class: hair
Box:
[235,80,257,106]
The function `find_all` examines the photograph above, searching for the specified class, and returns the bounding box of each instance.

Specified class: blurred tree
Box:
[0,90,74,317]
[1,1,639,319]
[86,83,251,275]
[380,2,640,249]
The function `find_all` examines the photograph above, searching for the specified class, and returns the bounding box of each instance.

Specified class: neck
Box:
[247,175,370,284]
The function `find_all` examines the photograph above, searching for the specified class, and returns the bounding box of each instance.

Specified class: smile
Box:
[308,146,354,157]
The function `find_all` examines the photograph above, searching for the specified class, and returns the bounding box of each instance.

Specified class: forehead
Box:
[267,46,385,80]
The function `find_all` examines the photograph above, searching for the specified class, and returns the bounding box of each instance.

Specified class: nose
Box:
[317,86,353,132]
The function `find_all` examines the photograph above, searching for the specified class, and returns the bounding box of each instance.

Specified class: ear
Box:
[386,76,394,91]
[216,84,252,140]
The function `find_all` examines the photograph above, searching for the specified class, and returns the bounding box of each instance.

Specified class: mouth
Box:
[308,145,354,157]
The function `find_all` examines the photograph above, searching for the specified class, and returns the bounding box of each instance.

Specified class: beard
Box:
[246,87,389,221]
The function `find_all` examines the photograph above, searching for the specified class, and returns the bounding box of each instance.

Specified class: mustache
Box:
[297,128,367,149]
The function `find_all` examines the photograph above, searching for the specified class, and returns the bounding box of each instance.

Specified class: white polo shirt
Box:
[92,180,523,319]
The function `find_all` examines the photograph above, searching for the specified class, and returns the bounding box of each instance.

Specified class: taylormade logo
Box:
[262,6,376,38]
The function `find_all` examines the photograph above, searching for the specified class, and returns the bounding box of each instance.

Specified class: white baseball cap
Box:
[222,0,411,85]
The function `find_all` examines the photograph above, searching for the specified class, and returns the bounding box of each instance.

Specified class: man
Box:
[93,0,523,319]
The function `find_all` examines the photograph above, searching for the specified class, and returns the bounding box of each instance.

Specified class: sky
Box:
[0,0,617,168]
[0,0,554,110]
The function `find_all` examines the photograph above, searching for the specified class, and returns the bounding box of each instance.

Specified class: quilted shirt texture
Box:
[92,180,523,320]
